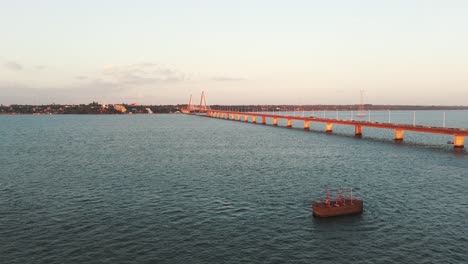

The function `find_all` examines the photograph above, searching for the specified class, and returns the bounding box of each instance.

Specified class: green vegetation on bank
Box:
[1,102,467,115]
[0,102,182,114]
[209,104,468,112]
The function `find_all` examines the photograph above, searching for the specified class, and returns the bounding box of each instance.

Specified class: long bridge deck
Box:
[203,110,467,149]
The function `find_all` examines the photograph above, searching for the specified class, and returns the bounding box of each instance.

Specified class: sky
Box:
[1,0,468,105]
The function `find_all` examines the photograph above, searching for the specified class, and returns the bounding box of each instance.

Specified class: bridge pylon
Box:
[198,91,210,114]
[181,91,210,114]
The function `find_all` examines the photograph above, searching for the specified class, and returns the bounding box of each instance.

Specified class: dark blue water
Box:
[1,113,467,263]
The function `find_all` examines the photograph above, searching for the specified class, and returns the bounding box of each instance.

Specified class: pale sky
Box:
[1,0,468,105]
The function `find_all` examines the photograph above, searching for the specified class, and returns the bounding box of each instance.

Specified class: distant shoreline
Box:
[1,103,468,115]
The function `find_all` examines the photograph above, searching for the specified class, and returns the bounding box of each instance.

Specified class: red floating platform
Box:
[312,188,363,217]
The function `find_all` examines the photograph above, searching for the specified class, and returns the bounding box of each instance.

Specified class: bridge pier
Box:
[190,108,468,151]
[355,125,362,137]
[326,123,333,133]
[454,135,464,148]
[394,129,404,141]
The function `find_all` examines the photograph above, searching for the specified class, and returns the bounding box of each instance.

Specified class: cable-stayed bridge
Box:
[182,92,467,149]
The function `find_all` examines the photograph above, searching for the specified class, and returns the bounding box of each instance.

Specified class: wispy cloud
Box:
[211,76,245,82]
[4,61,23,71]
[0,79,128,104]
[0,62,242,104]
[101,63,188,85]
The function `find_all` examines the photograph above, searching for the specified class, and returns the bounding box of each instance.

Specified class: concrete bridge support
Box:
[190,109,468,151]
[454,135,464,148]
[395,129,404,141]
[355,125,362,136]
[326,123,333,133]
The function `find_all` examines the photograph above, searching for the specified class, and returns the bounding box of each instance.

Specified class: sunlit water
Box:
[1,111,467,263]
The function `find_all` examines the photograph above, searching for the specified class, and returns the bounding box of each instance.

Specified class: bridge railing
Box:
[202,109,467,149]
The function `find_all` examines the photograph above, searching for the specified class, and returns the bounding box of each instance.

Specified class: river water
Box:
[1,111,467,263]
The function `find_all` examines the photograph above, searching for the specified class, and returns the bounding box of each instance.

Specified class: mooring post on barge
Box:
[313,188,363,218]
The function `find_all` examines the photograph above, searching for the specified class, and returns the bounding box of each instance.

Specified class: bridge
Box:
[181,91,210,114]
[182,93,467,149]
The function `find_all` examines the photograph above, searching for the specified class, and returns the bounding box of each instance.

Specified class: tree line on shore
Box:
[1,102,467,115]
[0,102,182,114]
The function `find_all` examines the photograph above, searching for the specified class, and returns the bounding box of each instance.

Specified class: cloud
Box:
[4,61,23,71]
[0,79,128,104]
[0,62,193,104]
[0,62,247,104]
[211,76,246,82]
[101,63,188,85]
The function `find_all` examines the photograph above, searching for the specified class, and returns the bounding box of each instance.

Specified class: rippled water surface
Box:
[1,112,467,263]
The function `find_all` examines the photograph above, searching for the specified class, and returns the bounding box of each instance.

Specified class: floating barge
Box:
[312,188,363,217]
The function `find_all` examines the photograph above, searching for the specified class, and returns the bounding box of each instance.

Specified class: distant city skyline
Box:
[1,1,468,105]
